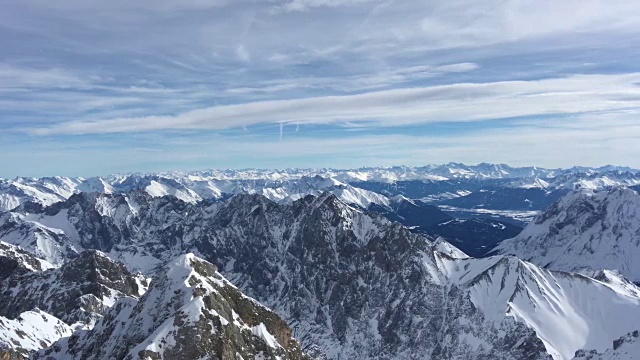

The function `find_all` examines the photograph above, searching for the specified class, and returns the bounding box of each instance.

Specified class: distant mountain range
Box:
[2,163,640,218]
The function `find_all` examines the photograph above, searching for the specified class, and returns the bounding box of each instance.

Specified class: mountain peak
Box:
[493,187,640,281]
[36,253,310,360]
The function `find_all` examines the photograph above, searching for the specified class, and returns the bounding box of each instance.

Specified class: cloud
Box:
[434,63,479,73]
[0,64,92,90]
[224,62,480,94]
[25,72,640,135]
[5,111,640,177]
[272,0,378,13]
[415,0,640,48]
[235,45,251,63]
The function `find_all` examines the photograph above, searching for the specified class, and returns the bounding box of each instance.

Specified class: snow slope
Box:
[574,330,640,360]
[0,310,73,357]
[0,211,81,266]
[436,254,640,359]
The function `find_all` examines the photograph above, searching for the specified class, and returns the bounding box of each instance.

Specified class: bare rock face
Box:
[36,254,310,360]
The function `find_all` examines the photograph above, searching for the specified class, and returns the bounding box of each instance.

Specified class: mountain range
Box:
[2,164,640,359]
[3,163,640,211]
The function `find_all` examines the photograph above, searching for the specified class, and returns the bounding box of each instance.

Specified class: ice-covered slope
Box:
[493,188,640,281]
[432,237,469,258]
[35,253,309,360]
[578,269,640,298]
[143,178,202,203]
[0,210,81,266]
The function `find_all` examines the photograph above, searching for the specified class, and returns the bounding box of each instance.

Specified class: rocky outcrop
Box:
[35,254,310,360]
[0,242,52,280]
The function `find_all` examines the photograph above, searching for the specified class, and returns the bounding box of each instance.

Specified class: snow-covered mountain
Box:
[493,187,640,282]
[512,170,640,191]
[433,255,640,360]
[0,243,143,357]
[75,176,115,194]
[143,163,564,182]
[0,173,389,212]
[0,176,80,212]
[2,192,640,359]
[0,250,143,326]
[35,253,309,360]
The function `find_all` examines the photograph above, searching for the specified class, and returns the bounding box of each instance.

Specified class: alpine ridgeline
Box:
[34,254,309,360]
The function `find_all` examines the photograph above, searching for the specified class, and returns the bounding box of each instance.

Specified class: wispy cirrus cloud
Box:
[0,64,94,90]
[23,72,640,135]
[4,111,640,177]
[224,62,479,94]
[272,0,378,13]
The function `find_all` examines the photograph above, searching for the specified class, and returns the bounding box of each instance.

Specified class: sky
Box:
[2,0,640,177]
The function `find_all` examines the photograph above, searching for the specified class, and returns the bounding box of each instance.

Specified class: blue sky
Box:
[2,0,640,177]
